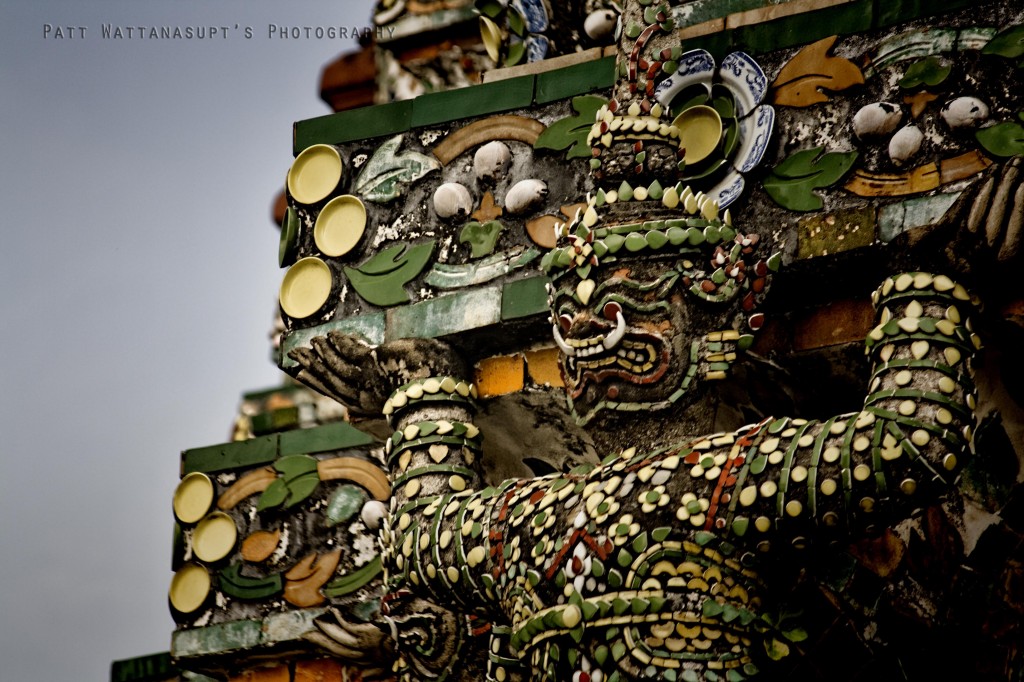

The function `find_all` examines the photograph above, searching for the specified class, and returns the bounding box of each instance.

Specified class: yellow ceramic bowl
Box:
[287,144,342,205]
[279,257,332,319]
[169,563,211,614]
[314,194,367,257]
[192,511,238,563]
[173,472,214,525]
[672,105,724,165]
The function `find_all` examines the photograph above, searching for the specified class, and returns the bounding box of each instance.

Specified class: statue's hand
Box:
[288,332,466,416]
[303,606,395,677]
[907,156,1023,284]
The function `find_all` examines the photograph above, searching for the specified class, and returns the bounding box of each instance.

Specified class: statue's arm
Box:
[713,272,980,546]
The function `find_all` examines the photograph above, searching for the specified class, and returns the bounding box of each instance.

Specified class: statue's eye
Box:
[603,301,622,321]
[559,313,573,331]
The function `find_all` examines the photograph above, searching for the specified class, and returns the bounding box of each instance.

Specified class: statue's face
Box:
[550,258,696,425]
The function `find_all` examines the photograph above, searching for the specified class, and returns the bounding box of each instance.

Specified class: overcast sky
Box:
[0,1,374,678]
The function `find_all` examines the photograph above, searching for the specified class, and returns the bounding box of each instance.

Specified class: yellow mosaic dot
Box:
[823,511,839,526]
[820,479,837,496]
[760,481,778,498]
[767,451,784,465]
[938,376,956,393]
[898,400,917,416]
[936,408,953,425]
[785,500,803,517]
[439,530,452,549]
[900,478,917,495]
[855,411,876,429]
[943,453,958,470]
[399,513,412,530]
[427,564,437,579]
[823,446,840,463]
[791,466,808,483]
[759,438,780,454]
[913,273,933,289]
[860,497,875,512]
[898,318,919,333]
[933,274,954,291]
[895,370,913,386]
[754,516,772,532]
[936,319,956,336]
[853,464,871,481]
[404,479,421,497]
[905,300,923,318]
[830,421,847,435]
[894,273,913,291]
[562,604,582,629]
[447,566,460,583]
[944,347,961,366]
[946,306,961,323]
[739,486,757,507]
[911,430,931,446]
[449,475,467,492]
[853,436,871,452]
[798,434,814,448]
[468,546,486,567]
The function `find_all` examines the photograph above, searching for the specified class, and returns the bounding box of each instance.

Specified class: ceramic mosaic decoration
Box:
[144,1,1024,682]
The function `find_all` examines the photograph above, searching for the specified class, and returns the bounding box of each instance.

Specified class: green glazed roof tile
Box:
[170,620,262,658]
[734,1,873,52]
[278,420,378,456]
[182,435,278,475]
[110,652,175,682]
[182,422,378,474]
[293,99,413,153]
[410,76,536,127]
[502,275,551,320]
[386,286,502,340]
[534,56,616,104]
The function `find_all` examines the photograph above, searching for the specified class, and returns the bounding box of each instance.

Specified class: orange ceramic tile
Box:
[231,664,290,682]
[793,299,875,350]
[903,91,938,118]
[771,36,864,107]
[241,529,281,563]
[524,347,565,388]
[939,150,993,185]
[294,658,345,682]
[283,549,341,607]
[475,355,526,398]
[432,115,545,165]
[844,163,940,197]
